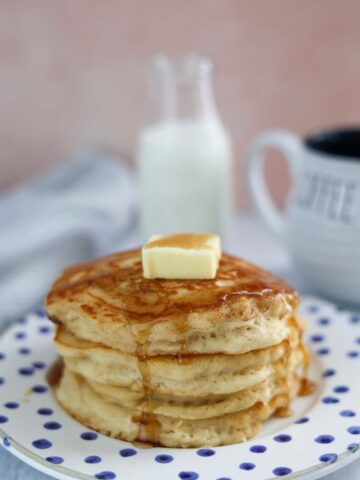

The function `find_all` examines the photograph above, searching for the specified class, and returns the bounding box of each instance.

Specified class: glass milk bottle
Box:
[137,55,233,245]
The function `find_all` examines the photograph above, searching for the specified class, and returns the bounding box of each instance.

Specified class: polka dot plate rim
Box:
[0,296,360,480]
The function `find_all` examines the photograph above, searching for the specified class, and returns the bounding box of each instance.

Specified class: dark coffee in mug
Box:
[305,128,360,159]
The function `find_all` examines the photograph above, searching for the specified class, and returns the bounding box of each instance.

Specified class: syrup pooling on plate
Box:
[46,358,64,388]
[299,378,316,397]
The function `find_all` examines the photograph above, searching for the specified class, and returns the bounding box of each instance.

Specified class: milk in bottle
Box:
[137,55,233,245]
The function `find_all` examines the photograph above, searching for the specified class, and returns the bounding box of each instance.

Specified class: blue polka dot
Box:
[217,478,232,480]
[37,408,53,416]
[319,453,337,464]
[95,472,116,480]
[19,348,31,355]
[44,421,62,430]
[0,353,5,360]
[347,351,359,358]
[295,417,309,424]
[0,378,4,385]
[334,385,349,394]
[14,332,26,340]
[155,454,173,463]
[85,455,102,464]
[18,367,34,376]
[250,444,266,453]
[348,426,360,435]
[80,431,98,441]
[39,326,51,334]
[340,410,356,417]
[274,434,292,442]
[119,448,137,457]
[32,385,48,393]
[4,402,19,409]
[322,396,340,404]
[17,317,26,324]
[32,361,46,369]
[46,456,64,464]
[317,348,330,355]
[348,443,359,453]
[273,467,292,476]
[3,437,10,447]
[239,463,255,470]
[322,369,336,377]
[32,439,52,449]
[310,334,324,343]
[356,337,360,344]
[178,473,199,480]
[315,435,335,444]
[197,448,215,457]
[318,317,330,326]
[0,416,8,424]
[37,308,47,318]
[350,315,360,324]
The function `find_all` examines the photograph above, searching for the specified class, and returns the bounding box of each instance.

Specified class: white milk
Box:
[137,119,233,244]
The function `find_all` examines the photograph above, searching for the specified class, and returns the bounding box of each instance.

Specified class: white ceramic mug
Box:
[247,128,360,305]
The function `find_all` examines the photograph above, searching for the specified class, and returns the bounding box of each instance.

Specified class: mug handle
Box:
[246,130,301,237]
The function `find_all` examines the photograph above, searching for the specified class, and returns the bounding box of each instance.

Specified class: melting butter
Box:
[142,233,221,279]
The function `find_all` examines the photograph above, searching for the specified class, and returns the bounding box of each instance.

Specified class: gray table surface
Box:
[1,215,359,479]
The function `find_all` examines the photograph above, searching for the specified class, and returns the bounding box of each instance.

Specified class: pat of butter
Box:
[142,233,221,279]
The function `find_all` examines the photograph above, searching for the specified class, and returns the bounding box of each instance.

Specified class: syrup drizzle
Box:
[47,250,298,323]
[46,357,64,387]
[145,233,215,251]
[133,323,161,445]
[298,378,316,397]
[132,312,191,444]
[273,314,316,419]
[274,406,294,418]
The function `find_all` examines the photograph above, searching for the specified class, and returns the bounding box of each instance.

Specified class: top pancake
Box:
[46,249,299,355]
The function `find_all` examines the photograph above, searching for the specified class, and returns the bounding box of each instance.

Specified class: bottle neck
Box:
[147,56,219,125]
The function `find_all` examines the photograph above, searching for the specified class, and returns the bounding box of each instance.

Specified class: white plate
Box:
[0,296,360,480]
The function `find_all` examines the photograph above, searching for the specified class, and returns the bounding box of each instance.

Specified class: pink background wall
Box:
[1,0,360,208]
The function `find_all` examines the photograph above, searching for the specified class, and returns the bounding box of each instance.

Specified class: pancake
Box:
[54,317,301,396]
[46,249,298,355]
[45,248,310,448]
[83,347,304,419]
[56,367,301,447]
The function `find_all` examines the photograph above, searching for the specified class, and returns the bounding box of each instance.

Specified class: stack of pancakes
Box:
[46,249,308,447]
